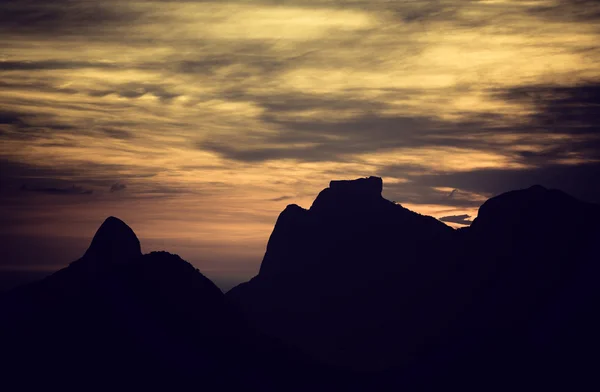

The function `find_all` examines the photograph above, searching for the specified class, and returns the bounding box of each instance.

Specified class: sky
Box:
[1,0,599,290]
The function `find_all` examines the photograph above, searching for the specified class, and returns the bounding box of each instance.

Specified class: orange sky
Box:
[1,0,599,289]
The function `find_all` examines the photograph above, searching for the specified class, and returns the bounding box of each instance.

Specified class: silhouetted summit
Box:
[470,184,590,232]
[257,176,451,279]
[310,176,383,212]
[230,176,455,370]
[0,218,325,391]
[82,216,141,265]
[228,177,600,387]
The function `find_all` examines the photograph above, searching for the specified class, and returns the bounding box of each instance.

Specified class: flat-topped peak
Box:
[329,176,383,196]
[310,176,384,213]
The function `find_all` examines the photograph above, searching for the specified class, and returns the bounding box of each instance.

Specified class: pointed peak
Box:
[82,216,141,265]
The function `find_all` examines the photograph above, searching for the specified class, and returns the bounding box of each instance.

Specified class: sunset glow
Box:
[2,0,599,288]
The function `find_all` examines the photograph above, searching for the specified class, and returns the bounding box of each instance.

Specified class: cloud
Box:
[100,128,134,140]
[0,159,159,194]
[198,111,445,163]
[2,0,600,278]
[496,83,600,139]
[0,61,118,71]
[439,214,473,226]
[270,195,294,202]
[0,1,142,36]
[0,111,24,125]
[88,83,181,102]
[109,183,127,193]
[525,0,600,22]
[196,78,600,175]
[20,184,93,195]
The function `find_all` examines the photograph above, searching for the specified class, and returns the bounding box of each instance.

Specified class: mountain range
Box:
[1,176,599,390]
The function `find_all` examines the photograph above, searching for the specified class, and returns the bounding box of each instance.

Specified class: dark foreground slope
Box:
[228,177,600,389]
[0,217,333,391]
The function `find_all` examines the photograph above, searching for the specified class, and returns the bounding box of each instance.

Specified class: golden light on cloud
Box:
[1,0,599,286]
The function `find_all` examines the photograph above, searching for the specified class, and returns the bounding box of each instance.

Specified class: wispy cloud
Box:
[20,184,93,195]
[109,182,127,193]
[1,0,599,277]
[439,214,473,226]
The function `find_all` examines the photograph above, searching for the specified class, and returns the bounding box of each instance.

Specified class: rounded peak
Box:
[282,203,306,215]
[99,216,131,230]
[83,216,141,265]
[471,185,579,231]
[273,204,309,230]
[526,184,548,192]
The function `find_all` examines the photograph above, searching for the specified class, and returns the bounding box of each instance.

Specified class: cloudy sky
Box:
[1,0,599,290]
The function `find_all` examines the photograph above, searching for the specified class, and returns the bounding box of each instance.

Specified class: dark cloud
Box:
[0,80,80,96]
[88,83,180,102]
[0,158,159,192]
[20,184,93,195]
[100,128,134,140]
[173,50,291,77]
[200,80,599,166]
[199,140,345,163]
[0,109,80,141]
[0,61,118,71]
[0,112,24,125]
[497,83,600,138]
[392,0,462,24]
[270,195,294,202]
[525,0,600,22]
[200,110,440,163]
[0,1,142,36]
[38,141,79,148]
[439,214,473,226]
[109,183,127,193]
[255,91,390,115]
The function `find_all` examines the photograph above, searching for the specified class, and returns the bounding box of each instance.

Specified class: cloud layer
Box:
[1,0,599,285]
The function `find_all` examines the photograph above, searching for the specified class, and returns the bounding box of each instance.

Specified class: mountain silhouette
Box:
[227,178,600,389]
[82,216,141,264]
[0,218,331,391]
[2,178,600,390]
[228,176,459,371]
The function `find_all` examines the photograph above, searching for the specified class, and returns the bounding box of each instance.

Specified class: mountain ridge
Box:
[2,176,600,390]
[227,177,600,376]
